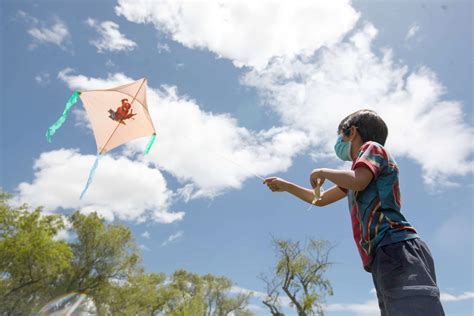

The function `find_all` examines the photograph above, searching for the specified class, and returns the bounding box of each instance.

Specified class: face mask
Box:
[334,135,352,161]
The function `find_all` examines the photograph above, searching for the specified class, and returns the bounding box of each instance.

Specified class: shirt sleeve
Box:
[352,142,388,180]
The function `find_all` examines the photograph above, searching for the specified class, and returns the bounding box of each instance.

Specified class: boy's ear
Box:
[349,126,357,140]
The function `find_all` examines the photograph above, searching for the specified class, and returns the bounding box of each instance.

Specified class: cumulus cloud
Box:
[242,23,474,187]
[58,70,309,198]
[28,21,70,48]
[18,11,71,50]
[114,1,472,188]
[115,0,359,69]
[14,149,183,224]
[86,18,137,53]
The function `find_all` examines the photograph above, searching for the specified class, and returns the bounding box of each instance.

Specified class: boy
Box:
[264,109,444,315]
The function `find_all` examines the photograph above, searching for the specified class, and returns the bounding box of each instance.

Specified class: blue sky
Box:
[1,0,473,315]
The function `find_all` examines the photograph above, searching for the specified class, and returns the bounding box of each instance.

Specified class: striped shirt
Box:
[338,141,418,272]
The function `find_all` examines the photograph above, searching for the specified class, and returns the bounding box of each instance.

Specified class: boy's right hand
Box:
[263,177,288,192]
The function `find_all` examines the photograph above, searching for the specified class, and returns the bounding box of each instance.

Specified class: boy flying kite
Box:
[264,109,444,315]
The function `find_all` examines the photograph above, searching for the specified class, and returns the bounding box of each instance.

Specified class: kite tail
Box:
[46,91,81,143]
[80,153,101,200]
[144,133,156,155]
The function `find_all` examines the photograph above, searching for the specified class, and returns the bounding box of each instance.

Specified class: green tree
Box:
[260,238,334,316]
[98,269,167,315]
[0,193,255,315]
[62,211,140,293]
[163,269,254,316]
[0,192,72,315]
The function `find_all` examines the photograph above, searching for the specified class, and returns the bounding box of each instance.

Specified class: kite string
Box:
[215,152,265,181]
[214,151,322,208]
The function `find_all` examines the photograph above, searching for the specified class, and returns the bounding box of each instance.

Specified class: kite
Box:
[46,78,156,199]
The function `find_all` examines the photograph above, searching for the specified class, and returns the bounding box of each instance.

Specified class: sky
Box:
[1,0,473,315]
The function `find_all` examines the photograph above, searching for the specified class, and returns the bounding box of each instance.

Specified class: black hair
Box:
[337,109,388,145]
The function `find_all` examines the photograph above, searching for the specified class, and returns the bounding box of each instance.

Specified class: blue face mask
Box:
[334,135,352,161]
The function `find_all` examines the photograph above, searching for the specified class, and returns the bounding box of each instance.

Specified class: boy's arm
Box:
[313,167,373,192]
[283,182,347,206]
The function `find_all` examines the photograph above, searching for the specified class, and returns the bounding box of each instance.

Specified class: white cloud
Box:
[231,286,292,308]
[441,291,474,302]
[53,216,73,242]
[405,24,420,41]
[242,23,474,187]
[115,0,359,69]
[58,70,309,198]
[141,230,150,239]
[326,299,380,316]
[327,290,474,316]
[14,149,183,224]
[26,16,71,49]
[58,68,130,89]
[71,107,92,131]
[161,231,183,247]
[17,10,38,24]
[325,288,380,316]
[232,285,474,315]
[35,72,51,86]
[115,1,472,188]
[86,18,137,53]
[157,42,170,53]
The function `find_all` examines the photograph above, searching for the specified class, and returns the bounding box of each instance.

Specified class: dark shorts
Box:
[371,238,445,316]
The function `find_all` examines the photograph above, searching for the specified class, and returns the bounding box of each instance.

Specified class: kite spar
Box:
[46,78,157,199]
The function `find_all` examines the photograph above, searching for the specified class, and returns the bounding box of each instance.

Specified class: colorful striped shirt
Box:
[338,141,418,272]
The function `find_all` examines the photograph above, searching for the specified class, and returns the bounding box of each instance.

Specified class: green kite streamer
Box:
[144,133,156,155]
[46,91,81,143]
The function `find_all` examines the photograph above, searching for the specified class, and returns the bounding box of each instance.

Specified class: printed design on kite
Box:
[108,98,137,125]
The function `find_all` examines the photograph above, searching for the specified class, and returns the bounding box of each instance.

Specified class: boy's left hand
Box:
[310,168,326,188]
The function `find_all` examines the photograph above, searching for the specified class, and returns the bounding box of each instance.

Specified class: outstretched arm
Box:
[310,167,373,192]
[264,178,347,206]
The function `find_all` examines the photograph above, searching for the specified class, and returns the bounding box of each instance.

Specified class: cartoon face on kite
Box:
[46,78,157,199]
[108,98,137,124]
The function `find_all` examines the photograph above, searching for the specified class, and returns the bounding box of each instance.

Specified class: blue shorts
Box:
[371,238,445,316]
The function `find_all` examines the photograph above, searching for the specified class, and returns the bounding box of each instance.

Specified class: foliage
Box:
[0,192,254,315]
[163,270,253,316]
[260,238,334,316]
[0,193,72,314]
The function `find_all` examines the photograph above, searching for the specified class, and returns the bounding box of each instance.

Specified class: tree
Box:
[260,238,334,316]
[98,269,167,315]
[162,269,254,316]
[61,211,140,297]
[0,193,255,315]
[0,192,72,315]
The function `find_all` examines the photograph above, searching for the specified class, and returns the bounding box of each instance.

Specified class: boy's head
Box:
[337,109,388,145]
